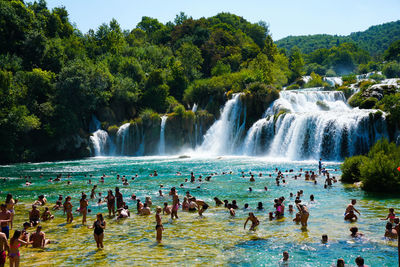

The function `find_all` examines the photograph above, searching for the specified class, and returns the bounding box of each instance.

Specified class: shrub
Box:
[107,125,119,136]
[341,155,367,183]
[341,139,400,193]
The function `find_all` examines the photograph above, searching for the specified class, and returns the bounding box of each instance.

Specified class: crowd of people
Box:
[0,159,398,266]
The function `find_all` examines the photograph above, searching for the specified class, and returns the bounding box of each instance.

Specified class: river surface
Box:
[0,156,398,266]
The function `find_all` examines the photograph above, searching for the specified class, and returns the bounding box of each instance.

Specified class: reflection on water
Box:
[0,156,398,266]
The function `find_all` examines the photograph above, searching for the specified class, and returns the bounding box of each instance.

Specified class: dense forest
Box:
[276,20,400,56]
[0,0,400,164]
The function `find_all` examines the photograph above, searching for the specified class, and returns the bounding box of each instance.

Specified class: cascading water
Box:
[158,116,168,155]
[90,130,114,156]
[244,89,388,160]
[197,93,246,155]
[116,123,130,155]
[89,115,114,156]
[323,77,343,87]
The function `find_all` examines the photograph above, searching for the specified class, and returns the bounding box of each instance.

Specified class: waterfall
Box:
[192,103,198,113]
[158,116,168,155]
[89,115,114,156]
[323,77,343,87]
[197,93,246,155]
[90,130,113,156]
[244,89,388,160]
[116,123,130,155]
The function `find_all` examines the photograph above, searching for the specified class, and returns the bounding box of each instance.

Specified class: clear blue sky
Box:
[46,0,400,40]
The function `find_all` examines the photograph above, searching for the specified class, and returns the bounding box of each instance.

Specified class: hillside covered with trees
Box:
[276,20,400,56]
[0,0,400,164]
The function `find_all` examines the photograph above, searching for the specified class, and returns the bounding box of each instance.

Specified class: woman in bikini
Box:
[80,193,89,225]
[105,191,115,217]
[88,213,106,248]
[5,194,16,230]
[155,207,164,243]
[63,196,73,223]
[9,230,32,267]
[381,208,396,223]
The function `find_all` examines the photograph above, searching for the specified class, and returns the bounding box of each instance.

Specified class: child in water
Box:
[244,212,259,231]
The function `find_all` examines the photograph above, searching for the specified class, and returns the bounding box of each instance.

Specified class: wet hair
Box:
[11,230,22,245]
[5,193,12,203]
[389,208,394,213]
[350,226,358,234]
[97,213,104,221]
[355,256,364,266]
[336,258,345,267]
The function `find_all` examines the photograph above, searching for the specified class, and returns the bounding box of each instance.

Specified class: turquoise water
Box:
[0,156,398,266]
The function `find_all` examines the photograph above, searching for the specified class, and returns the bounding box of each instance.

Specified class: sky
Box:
[46,0,400,40]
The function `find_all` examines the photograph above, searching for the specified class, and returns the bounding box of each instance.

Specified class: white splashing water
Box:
[323,77,343,87]
[158,116,168,155]
[197,93,246,155]
[192,103,198,113]
[244,89,388,160]
[116,123,130,155]
[90,130,113,156]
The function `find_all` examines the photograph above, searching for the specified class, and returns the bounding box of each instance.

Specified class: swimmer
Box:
[257,202,263,210]
[63,196,73,223]
[0,204,11,239]
[52,195,63,210]
[80,193,89,225]
[279,251,289,266]
[34,195,47,206]
[244,212,259,231]
[0,231,9,267]
[345,199,360,218]
[350,227,364,238]
[88,213,106,248]
[8,230,32,267]
[155,207,163,243]
[41,207,54,221]
[115,187,124,209]
[170,188,179,219]
[159,190,164,197]
[213,197,223,206]
[145,196,152,207]
[105,190,116,217]
[295,199,309,227]
[140,203,151,215]
[228,204,235,217]
[321,234,328,244]
[5,194,16,229]
[30,226,50,248]
[163,202,171,215]
[182,197,189,211]
[344,210,357,221]
[116,207,130,219]
[29,205,40,226]
[384,222,398,239]
[381,208,396,223]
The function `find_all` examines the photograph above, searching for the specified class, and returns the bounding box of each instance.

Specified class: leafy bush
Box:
[341,155,367,183]
[369,73,386,81]
[107,125,119,136]
[341,139,400,193]
[286,83,300,90]
[382,61,400,78]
